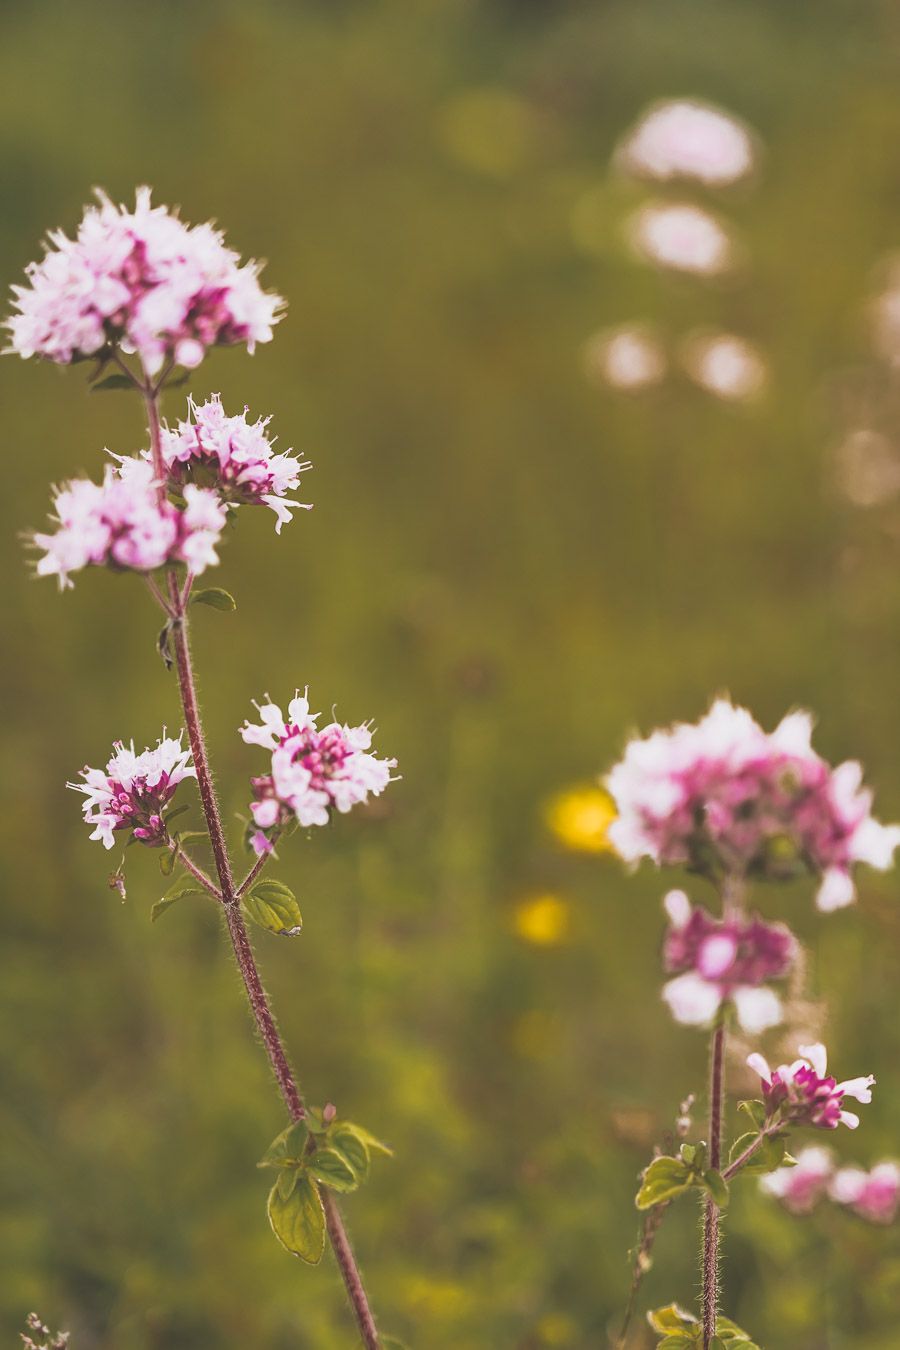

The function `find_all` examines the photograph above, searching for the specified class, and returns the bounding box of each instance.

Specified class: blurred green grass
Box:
[4,1,900,1346]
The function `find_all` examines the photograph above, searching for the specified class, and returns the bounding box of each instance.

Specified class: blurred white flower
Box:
[681,332,767,401]
[582,324,667,390]
[869,259,900,365]
[616,99,757,187]
[627,202,734,276]
[834,429,900,507]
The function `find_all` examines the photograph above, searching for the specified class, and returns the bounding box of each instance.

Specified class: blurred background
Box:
[3,1,900,1346]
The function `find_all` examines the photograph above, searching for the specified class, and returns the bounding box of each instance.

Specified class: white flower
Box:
[616,100,757,187]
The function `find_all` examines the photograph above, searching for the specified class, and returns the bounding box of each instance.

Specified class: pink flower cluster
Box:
[69,733,195,849]
[34,457,226,588]
[5,188,282,374]
[830,1161,900,1224]
[159,395,311,532]
[747,1043,874,1131]
[661,889,796,1032]
[759,1145,835,1215]
[616,99,757,187]
[606,699,900,910]
[626,202,734,277]
[240,691,397,852]
[761,1148,900,1224]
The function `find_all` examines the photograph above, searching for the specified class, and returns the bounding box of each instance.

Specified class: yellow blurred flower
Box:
[537,1312,579,1345]
[514,893,570,946]
[403,1274,472,1318]
[544,783,617,854]
[437,87,537,178]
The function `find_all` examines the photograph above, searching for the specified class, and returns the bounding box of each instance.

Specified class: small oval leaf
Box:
[151,885,205,923]
[192,587,237,612]
[328,1124,370,1182]
[636,1156,693,1211]
[339,1121,393,1158]
[243,881,303,936]
[276,1167,299,1202]
[647,1304,698,1335]
[308,1147,358,1193]
[702,1168,729,1208]
[258,1120,309,1169]
[267,1173,325,1264]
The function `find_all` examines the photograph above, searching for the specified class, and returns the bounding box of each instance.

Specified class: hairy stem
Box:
[141,384,380,1349]
[170,845,221,899]
[701,1019,726,1350]
[236,828,283,898]
[722,1125,778,1182]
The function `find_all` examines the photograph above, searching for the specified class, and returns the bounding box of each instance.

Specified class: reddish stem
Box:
[701,1019,726,1350]
[170,845,221,900]
[236,829,283,898]
[141,385,380,1349]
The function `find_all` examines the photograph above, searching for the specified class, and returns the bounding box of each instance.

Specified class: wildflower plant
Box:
[10,189,397,1348]
[606,698,899,1350]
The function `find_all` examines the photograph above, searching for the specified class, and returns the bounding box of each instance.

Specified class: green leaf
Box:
[636,1157,693,1210]
[657,1338,697,1350]
[276,1167,299,1202]
[164,803,191,827]
[258,1121,310,1169]
[328,1124,371,1182]
[159,850,176,877]
[729,1131,789,1176]
[151,885,205,922]
[243,880,303,936]
[380,1340,410,1350]
[709,1339,729,1350]
[191,587,237,612]
[90,373,134,392]
[308,1147,358,1193]
[716,1313,756,1343]
[738,1099,768,1131]
[267,1173,325,1264]
[679,1143,695,1165]
[755,1135,790,1174]
[702,1169,729,1208]
[304,1107,328,1135]
[339,1121,393,1158]
[689,1141,708,1171]
[728,1132,759,1166]
[648,1304,698,1335]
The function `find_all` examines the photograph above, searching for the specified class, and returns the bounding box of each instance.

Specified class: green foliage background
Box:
[3,2,900,1346]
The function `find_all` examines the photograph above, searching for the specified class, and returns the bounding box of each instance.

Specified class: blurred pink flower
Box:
[69,733,195,849]
[606,699,900,909]
[830,1161,900,1223]
[5,188,282,374]
[159,395,311,533]
[747,1043,874,1130]
[616,99,757,187]
[627,202,734,276]
[34,457,226,588]
[661,889,796,1032]
[240,691,397,845]
[680,332,767,401]
[582,324,667,391]
[759,1145,834,1214]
